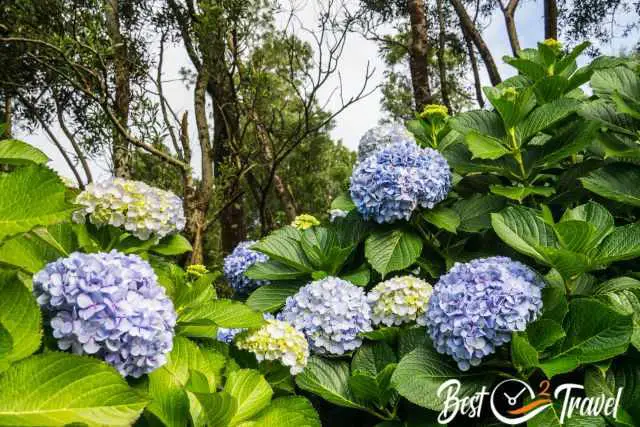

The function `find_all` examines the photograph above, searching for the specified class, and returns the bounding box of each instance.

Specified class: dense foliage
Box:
[1,40,640,426]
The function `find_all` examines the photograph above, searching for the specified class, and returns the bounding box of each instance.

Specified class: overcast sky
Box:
[16,0,636,181]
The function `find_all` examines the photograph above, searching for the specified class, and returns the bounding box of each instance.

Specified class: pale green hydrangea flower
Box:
[367,276,433,327]
[236,318,309,374]
[291,214,320,230]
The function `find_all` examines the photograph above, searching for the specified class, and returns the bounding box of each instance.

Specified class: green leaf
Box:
[226,369,273,425]
[360,327,400,344]
[490,185,555,202]
[330,192,356,212]
[245,260,308,281]
[390,345,495,411]
[180,299,265,329]
[422,207,460,233]
[516,98,579,141]
[560,202,614,249]
[151,234,193,255]
[0,270,41,367]
[246,283,301,312]
[452,195,506,232]
[236,396,321,427]
[592,277,640,350]
[398,327,429,358]
[594,222,640,265]
[351,342,396,377]
[0,321,12,371]
[511,332,539,370]
[526,319,565,352]
[581,164,640,207]
[541,298,632,378]
[491,206,558,264]
[527,402,607,427]
[0,352,148,426]
[196,391,237,427]
[464,131,510,160]
[449,110,505,139]
[0,165,77,242]
[0,140,48,165]
[365,229,423,278]
[340,264,371,287]
[252,234,313,272]
[296,356,365,410]
[591,66,640,100]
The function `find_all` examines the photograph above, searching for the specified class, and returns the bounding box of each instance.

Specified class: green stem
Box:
[508,127,526,180]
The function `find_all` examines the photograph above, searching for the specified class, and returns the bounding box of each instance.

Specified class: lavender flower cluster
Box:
[425,256,544,371]
[223,241,270,295]
[278,277,372,355]
[73,178,186,240]
[33,251,176,378]
[350,140,452,223]
[357,123,412,163]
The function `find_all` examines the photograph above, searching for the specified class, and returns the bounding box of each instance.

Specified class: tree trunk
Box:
[2,94,11,138]
[407,0,432,111]
[435,0,451,110]
[105,0,131,178]
[544,0,558,39]
[449,0,502,85]
[502,0,521,56]
[462,26,485,107]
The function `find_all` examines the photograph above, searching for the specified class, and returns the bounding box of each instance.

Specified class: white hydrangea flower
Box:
[73,178,186,240]
[367,276,433,327]
[235,319,309,375]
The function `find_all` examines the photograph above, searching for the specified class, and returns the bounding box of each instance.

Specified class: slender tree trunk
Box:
[2,94,12,138]
[449,0,502,85]
[500,0,521,56]
[407,0,432,111]
[435,0,451,110]
[105,0,131,178]
[544,0,558,39]
[462,27,485,107]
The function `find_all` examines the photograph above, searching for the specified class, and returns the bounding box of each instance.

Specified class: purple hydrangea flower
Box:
[223,241,270,295]
[357,123,412,163]
[350,140,452,224]
[216,327,244,343]
[277,277,372,355]
[33,251,176,378]
[425,256,545,371]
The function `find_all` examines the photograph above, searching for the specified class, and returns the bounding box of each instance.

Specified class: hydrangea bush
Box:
[2,42,640,427]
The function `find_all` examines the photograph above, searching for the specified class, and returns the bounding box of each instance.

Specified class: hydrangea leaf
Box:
[245,260,308,281]
[246,283,301,312]
[225,369,273,425]
[301,227,353,274]
[390,345,495,411]
[560,201,614,248]
[0,139,48,165]
[490,185,555,202]
[235,396,321,427]
[0,321,12,371]
[397,327,429,358]
[0,270,41,367]
[452,195,505,232]
[464,131,510,160]
[0,352,148,426]
[0,165,77,242]
[360,327,400,344]
[252,234,313,272]
[592,277,640,350]
[330,192,355,212]
[449,110,505,139]
[525,319,566,352]
[581,164,640,207]
[339,264,371,287]
[585,356,640,425]
[527,401,607,427]
[491,206,558,264]
[515,98,579,142]
[511,332,539,370]
[365,229,423,278]
[296,357,366,410]
[540,298,632,378]
[195,391,237,427]
[351,342,396,377]
[422,207,460,233]
[179,299,265,329]
[151,234,193,256]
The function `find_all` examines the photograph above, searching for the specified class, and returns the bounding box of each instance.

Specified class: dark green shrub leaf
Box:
[246,283,301,312]
[296,357,366,410]
[0,140,48,165]
[365,229,423,278]
[423,207,460,233]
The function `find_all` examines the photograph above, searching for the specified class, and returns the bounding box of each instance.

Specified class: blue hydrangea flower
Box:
[425,256,544,371]
[216,327,244,343]
[223,241,270,295]
[277,277,372,355]
[33,251,176,378]
[350,140,452,223]
[73,178,186,240]
[357,123,412,162]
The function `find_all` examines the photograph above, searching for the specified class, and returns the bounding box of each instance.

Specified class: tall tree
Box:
[544,0,558,39]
